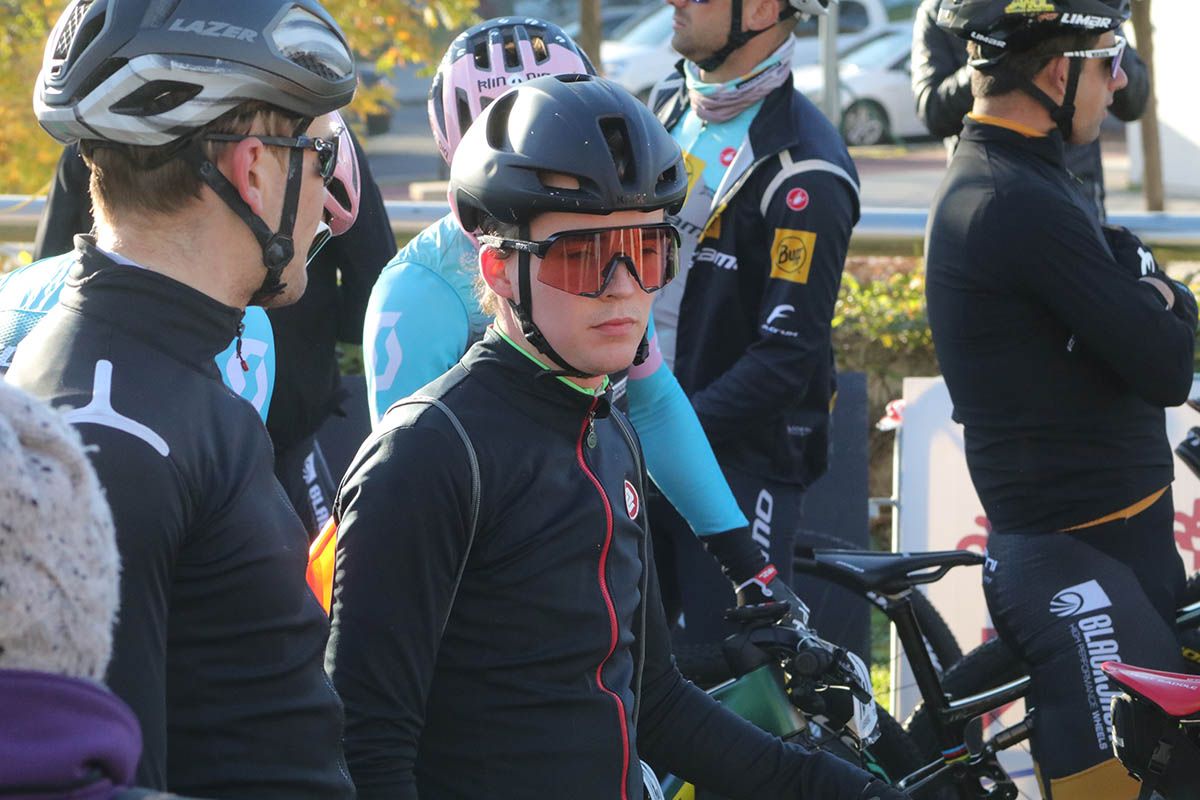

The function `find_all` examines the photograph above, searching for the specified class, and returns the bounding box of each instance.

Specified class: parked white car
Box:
[792,23,925,146]
[600,0,918,101]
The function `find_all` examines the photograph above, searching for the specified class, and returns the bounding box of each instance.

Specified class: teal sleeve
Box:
[215,305,274,423]
[625,315,748,536]
[363,263,471,424]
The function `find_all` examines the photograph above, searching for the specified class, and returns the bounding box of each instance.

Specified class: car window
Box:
[843,29,909,69]
[839,1,869,33]
[619,5,674,46]
[884,0,920,21]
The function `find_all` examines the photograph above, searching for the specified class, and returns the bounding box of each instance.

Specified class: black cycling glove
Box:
[858,778,911,800]
[701,528,812,628]
[1102,224,1159,277]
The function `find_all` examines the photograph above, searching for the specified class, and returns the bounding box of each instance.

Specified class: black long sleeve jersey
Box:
[925,121,1197,533]
[6,240,352,799]
[324,328,875,800]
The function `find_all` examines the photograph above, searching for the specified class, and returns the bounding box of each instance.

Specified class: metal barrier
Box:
[3,195,1199,248]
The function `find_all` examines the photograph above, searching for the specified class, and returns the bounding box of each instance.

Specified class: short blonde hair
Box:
[84,101,305,224]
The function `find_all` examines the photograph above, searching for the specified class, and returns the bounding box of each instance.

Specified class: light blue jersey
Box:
[0,252,275,421]
[363,213,748,537]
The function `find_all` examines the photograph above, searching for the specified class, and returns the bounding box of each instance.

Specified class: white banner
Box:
[892,376,1200,796]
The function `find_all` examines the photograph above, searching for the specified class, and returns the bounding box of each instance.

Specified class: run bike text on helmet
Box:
[428,17,596,166]
[33,0,357,303]
[448,74,687,378]
[935,0,1128,138]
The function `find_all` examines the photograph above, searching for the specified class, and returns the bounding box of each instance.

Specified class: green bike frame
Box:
[660,664,805,799]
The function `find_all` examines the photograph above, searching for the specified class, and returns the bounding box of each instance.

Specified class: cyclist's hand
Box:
[735,565,812,629]
[1102,224,1159,277]
[858,778,910,800]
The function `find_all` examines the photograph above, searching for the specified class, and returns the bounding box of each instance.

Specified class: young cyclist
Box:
[326,73,904,800]
[7,0,358,795]
[925,1,1197,796]
[362,16,804,630]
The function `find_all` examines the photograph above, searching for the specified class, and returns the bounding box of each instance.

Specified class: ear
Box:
[1041,55,1071,101]
[480,247,517,301]
[221,137,272,218]
[746,0,784,31]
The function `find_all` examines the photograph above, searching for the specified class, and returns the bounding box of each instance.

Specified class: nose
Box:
[1111,63,1128,91]
[603,257,641,298]
[666,0,687,9]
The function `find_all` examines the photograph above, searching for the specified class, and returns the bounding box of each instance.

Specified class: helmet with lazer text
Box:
[428,17,596,166]
[34,0,358,304]
[448,74,686,378]
[935,0,1128,138]
[35,0,356,147]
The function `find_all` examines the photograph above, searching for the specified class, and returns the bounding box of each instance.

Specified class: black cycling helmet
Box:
[449,74,687,378]
[936,0,1128,138]
[36,0,356,146]
[697,0,832,72]
[34,0,357,303]
[450,74,686,234]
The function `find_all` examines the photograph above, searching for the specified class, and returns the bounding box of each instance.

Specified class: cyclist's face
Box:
[521,208,663,382]
[1067,30,1128,146]
[667,0,734,64]
[262,112,339,307]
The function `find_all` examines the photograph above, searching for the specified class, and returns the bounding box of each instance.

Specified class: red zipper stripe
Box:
[576,398,630,800]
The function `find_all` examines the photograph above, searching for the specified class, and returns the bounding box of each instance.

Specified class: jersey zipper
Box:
[576,396,631,800]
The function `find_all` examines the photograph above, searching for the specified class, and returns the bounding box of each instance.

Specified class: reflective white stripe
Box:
[758,151,861,217]
[63,360,170,456]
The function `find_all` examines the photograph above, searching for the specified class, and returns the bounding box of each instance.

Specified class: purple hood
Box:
[0,670,141,799]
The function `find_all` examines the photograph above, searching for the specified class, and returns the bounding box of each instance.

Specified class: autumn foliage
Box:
[0,0,477,194]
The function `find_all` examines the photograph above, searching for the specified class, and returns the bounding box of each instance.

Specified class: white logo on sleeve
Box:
[1138,246,1157,275]
[1050,579,1112,618]
[374,312,403,392]
[766,304,795,325]
[62,360,170,456]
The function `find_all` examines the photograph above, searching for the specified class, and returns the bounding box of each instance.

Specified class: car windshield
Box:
[843,29,909,69]
[619,5,674,46]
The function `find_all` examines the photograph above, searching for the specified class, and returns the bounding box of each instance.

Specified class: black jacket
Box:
[6,240,352,799]
[324,329,876,799]
[649,72,861,487]
[925,121,1196,532]
[911,0,1149,220]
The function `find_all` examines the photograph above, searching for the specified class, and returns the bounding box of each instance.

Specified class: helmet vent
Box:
[53,0,95,60]
[485,90,519,151]
[473,39,491,70]
[530,35,549,63]
[110,80,202,117]
[502,31,521,69]
[289,51,342,82]
[598,117,635,185]
[454,87,474,134]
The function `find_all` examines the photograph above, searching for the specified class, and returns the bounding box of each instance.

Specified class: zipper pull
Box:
[235,320,249,372]
[586,413,598,449]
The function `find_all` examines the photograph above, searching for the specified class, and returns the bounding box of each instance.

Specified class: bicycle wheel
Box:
[903,636,1027,787]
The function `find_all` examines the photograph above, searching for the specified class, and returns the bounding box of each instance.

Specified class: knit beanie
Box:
[0,380,119,681]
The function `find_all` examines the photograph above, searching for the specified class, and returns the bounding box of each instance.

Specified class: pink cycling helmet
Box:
[324,111,360,236]
[428,17,596,165]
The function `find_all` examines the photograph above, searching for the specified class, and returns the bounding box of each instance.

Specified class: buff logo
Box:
[769,229,817,284]
[476,72,551,91]
[1061,13,1113,28]
[168,18,259,41]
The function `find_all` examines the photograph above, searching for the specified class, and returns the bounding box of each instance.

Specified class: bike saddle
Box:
[795,549,984,595]
[1102,661,1200,718]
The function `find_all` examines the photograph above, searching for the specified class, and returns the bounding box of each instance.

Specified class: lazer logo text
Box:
[169,19,259,41]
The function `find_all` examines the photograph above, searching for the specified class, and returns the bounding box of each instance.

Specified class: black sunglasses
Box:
[202,132,339,185]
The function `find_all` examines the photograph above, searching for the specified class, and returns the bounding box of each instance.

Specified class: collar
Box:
[0,670,140,797]
[683,36,792,95]
[960,116,1067,170]
[61,235,247,374]
[967,112,1049,139]
[461,328,614,435]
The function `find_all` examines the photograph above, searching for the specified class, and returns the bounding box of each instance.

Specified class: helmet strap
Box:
[695,0,785,72]
[510,242,598,380]
[1001,57,1083,141]
[179,124,311,305]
